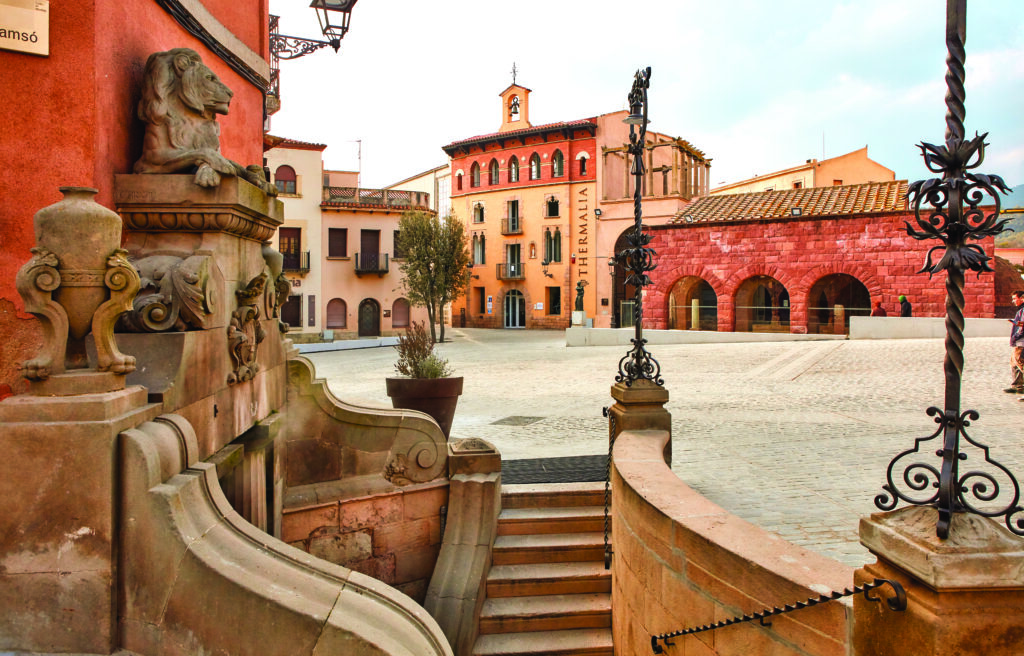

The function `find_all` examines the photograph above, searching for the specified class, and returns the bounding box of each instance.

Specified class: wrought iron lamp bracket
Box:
[270,33,340,60]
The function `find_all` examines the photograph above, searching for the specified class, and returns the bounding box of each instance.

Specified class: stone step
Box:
[497,505,607,536]
[501,482,606,509]
[473,628,613,656]
[478,593,611,635]
[492,532,606,566]
[487,561,611,598]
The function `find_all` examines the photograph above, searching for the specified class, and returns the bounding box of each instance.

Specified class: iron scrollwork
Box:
[874,0,1021,538]
[269,33,338,60]
[614,66,663,387]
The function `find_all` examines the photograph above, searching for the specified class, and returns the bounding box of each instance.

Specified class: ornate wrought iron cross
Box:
[874,0,1021,538]
[614,67,663,387]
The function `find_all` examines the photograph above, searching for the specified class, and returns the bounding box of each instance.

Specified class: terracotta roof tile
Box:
[667,180,908,225]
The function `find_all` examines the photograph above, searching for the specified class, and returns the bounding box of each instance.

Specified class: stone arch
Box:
[806,274,871,335]
[654,264,727,331]
[734,274,791,333]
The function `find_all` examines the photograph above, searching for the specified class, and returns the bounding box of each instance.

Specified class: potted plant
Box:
[385,321,463,438]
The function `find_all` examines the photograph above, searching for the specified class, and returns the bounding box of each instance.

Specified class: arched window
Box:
[392,298,411,328]
[509,94,520,121]
[326,298,347,329]
[274,165,297,194]
[544,229,553,263]
[552,150,564,177]
[529,153,541,180]
[471,162,481,187]
[456,173,463,191]
[508,156,519,183]
[553,227,562,262]
[473,233,486,264]
[578,154,589,176]
[489,159,499,185]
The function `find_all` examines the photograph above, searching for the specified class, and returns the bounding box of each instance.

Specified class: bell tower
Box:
[499,82,531,133]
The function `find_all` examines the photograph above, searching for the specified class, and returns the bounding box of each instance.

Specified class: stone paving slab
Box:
[306,328,1024,568]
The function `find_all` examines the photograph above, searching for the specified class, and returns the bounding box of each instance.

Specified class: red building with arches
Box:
[645,181,997,333]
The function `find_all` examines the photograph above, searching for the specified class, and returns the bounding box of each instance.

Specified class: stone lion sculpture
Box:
[133,48,276,195]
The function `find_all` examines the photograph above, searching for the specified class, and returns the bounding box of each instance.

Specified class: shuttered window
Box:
[326,298,347,329]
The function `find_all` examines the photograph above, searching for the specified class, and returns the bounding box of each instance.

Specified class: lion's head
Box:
[137,48,233,147]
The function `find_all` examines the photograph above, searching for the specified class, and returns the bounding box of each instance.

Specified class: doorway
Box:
[358,298,380,337]
[504,290,526,328]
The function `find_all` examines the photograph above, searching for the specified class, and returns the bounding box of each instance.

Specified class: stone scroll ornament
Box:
[132,48,277,196]
[16,187,140,380]
[227,274,268,385]
[118,253,225,332]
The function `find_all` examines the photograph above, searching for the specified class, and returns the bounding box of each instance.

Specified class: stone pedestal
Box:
[853,506,1024,656]
[608,380,671,464]
[572,310,585,326]
[0,383,158,653]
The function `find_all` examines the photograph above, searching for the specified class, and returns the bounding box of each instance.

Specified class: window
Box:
[279,227,301,270]
[475,286,486,314]
[274,165,297,194]
[529,153,541,180]
[546,196,559,217]
[489,159,499,185]
[508,156,519,183]
[328,228,348,257]
[507,200,519,232]
[833,179,843,186]
[579,154,588,176]
[281,294,301,327]
[471,162,481,187]
[326,298,347,329]
[473,203,485,223]
[392,298,410,327]
[547,287,561,315]
[393,230,406,259]
[472,233,486,265]
[552,150,564,177]
[793,181,803,189]
[544,228,562,263]
[456,173,463,190]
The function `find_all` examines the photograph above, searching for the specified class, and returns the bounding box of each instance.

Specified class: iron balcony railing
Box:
[496,262,524,280]
[501,217,523,235]
[282,250,310,274]
[355,252,389,276]
[323,187,431,210]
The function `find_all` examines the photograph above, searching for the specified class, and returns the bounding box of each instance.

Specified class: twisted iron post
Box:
[874,0,1021,538]
[615,66,663,387]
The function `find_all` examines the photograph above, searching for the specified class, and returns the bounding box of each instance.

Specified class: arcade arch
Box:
[668,277,718,331]
[807,274,870,334]
[735,276,790,332]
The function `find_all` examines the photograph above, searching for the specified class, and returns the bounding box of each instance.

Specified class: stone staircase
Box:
[472,483,612,656]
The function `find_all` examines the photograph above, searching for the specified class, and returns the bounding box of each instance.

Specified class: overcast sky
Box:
[267,0,1022,192]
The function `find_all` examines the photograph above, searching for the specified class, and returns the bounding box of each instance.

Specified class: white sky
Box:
[267,0,1023,191]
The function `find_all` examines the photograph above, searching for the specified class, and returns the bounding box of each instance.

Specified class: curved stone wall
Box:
[612,429,855,656]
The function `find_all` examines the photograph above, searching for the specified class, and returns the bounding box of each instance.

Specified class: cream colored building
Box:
[265,137,429,339]
[709,146,895,196]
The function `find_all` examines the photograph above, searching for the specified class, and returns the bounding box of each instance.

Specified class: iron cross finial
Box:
[511,62,517,85]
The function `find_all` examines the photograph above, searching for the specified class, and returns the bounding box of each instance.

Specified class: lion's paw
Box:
[194,164,222,188]
[21,359,51,381]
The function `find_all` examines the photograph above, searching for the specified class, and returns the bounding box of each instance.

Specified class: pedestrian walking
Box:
[1007,290,1024,396]
[870,302,887,317]
[898,295,912,317]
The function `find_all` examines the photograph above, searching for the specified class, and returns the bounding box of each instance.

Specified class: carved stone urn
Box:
[17,186,139,385]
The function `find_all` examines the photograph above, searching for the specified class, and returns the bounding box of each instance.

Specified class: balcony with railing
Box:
[501,217,523,236]
[496,262,525,281]
[323,187,431,211]
[355,252,389,277]
[282,250,310,274]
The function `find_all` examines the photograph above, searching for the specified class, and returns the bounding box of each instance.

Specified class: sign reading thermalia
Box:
[0,0,48,56]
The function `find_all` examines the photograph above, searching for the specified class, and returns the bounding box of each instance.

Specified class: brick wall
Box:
[646,211,996,332]
[612,429,854,656]
[282,481,448,603]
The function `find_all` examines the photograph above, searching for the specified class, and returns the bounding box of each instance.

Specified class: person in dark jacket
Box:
[1006,290,1024,395]
[898,295,912,317]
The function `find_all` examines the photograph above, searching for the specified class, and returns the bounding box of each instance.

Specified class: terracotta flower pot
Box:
[385,376,463,439]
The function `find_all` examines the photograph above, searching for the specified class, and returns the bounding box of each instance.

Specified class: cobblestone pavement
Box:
[306,328,1023,568]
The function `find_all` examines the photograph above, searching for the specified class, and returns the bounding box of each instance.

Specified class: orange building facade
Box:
[444,83,711,330]
[0,0,269,399]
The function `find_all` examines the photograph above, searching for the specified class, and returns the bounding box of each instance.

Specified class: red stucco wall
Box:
[0,0,268,398]
[645,211,996,333]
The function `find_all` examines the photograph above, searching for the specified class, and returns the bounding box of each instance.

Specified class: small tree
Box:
[396,211,471,343]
